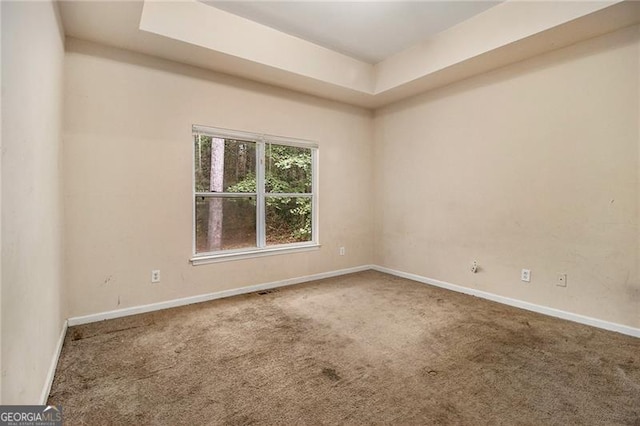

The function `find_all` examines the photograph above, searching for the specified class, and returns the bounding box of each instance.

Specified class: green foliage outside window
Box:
[195,135,313,248]
[228,144,312,243]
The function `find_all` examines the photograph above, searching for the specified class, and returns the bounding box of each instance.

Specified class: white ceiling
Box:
[203,1,502,64]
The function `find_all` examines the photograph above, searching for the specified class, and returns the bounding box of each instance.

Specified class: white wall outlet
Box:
[470,260,478,273]
[521,269,531,282]
[339,247,345,256]
[151,269,161,283]
[557,273,567,287]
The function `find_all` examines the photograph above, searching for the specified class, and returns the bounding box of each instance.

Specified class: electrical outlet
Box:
[151,270,161,283]
[339,247,345,256]
[521,269,531,282]
[557,273,567,287]
[470,260,478,273]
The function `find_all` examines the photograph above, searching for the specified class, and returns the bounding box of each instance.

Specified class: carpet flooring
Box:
[48,271,640,425]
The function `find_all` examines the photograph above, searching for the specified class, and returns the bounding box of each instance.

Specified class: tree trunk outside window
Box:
[208,138,224,251]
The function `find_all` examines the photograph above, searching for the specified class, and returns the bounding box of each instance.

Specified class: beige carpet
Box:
[49,271,640,425]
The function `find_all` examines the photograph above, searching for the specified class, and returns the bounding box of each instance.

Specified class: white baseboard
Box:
[40,320,67,404]
[372,265,640,338]
[68,265,373,326]
[66,262,640,333]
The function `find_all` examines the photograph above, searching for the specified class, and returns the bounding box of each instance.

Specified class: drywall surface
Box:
[375,0,622,93]
[374,25,640,329]
[0,0,3,404]
[63,39,374,318]
[1,1,66,403]
[139,0,373,93]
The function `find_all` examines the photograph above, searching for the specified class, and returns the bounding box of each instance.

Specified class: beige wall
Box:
[63,39,374,318]
[0,0,3,404]
[374,25,640,328]
[1,1,66,403]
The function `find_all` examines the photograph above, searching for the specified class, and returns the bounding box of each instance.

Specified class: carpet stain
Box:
[255,289,279,296]
[321,368,342,382]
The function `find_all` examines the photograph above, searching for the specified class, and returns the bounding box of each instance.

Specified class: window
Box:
[192,126,318,263]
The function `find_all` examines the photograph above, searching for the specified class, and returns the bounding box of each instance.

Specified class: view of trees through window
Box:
[194,133,314,254]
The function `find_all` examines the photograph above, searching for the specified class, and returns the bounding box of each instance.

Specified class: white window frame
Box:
[190,125,319,265]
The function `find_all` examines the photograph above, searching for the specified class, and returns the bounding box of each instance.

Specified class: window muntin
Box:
[193,126,317,259]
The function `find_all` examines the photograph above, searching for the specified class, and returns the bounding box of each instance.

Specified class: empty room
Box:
[1,0,639,424]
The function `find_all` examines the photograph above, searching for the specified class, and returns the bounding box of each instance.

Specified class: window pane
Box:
[265,196,312,245]
[194,136,256,193]
[195,197,256,253]
[265,143,312,193]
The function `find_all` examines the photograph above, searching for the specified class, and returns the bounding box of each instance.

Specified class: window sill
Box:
[190,244,321,265]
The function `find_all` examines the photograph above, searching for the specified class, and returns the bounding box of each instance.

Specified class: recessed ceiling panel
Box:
[203,1,502,64]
